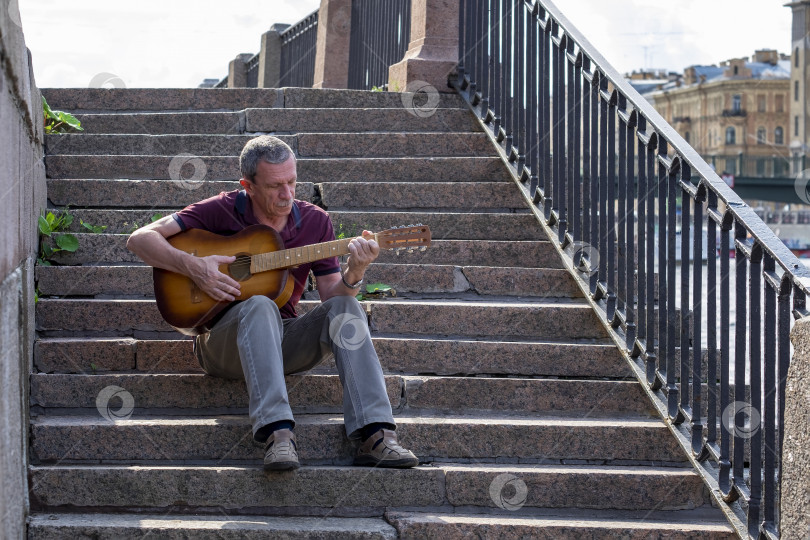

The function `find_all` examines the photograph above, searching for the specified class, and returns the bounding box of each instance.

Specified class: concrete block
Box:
[784,316,810,539]
[40,88,285,112]
[45,155,242,181]
[318,181,524,210]
[296,132,493,157]
[442,464,705,510]
[29,465,446,510]
[29,514,398,540]
[283,87,464,109]
[296,156,509,183]
[75,112,245,135]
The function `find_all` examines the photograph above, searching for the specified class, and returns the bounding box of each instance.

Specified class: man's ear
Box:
[239,178,252,192]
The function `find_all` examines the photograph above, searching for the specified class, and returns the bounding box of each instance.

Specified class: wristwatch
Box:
[341,271,364,289]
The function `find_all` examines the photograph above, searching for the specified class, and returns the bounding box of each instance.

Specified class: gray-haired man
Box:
[127,135,418,470]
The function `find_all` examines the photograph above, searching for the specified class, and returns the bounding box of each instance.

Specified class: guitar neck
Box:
[250,234,377,273]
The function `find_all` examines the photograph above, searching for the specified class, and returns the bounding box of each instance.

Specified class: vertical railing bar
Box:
[617,96,628,327]
[732,222,749,501]
[516,1,525,171]
[581,58,592,273]
[748,243,763,536]
[605,92,617,318]
[706,190,719,448]
[624,111,637,348]
[762,254,777,534]
[541,16,552,219]
[719,217,733,497]
[646,132,659,389]
[572,52,582,245]
[690,166,705,456]
[680,173,692,420]
[597,79,609,294]
[636,117,648,361]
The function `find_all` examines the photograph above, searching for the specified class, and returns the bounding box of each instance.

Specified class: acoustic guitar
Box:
[154,224,431,335]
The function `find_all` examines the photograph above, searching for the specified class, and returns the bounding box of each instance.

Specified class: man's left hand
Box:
[346,230,379,275]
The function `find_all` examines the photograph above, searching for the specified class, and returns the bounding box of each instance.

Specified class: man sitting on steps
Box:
[127,134,418,471]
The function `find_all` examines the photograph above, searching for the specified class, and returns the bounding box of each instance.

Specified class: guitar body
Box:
[154,225,294,336]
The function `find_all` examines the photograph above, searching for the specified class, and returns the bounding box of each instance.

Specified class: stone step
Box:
[40,87,466,112]
[36,264,579,298]
[28,513,398,540]
[45,155,508,182]
[46,179,313,207]
[28,463,705,512]
[44,133,492,158]
[35,299,606,340]
[48,235,561,268]
[386,511,736,539]
[35,337,628,378]
[319,181,525,210]
[29,374,653,417]
[60,209,543,240]
[74,107,480,135]
[45,179,521,211]
[29,373,401,412]
[30,414,685,464]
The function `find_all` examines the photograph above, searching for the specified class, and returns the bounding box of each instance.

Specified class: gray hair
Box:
[239,135,294,181]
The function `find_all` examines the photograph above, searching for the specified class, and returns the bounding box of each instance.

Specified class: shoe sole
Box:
[353,456,419,468]
[263,460,301,471]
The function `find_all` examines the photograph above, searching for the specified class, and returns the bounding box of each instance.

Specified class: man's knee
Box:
[239,295,281,321]
[323,295,364,317]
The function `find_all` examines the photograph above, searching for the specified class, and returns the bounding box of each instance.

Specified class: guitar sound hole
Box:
[229,254,253,281]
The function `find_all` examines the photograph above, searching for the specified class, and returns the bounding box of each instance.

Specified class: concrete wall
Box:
[0,0,47,538]
[786,317,810,539]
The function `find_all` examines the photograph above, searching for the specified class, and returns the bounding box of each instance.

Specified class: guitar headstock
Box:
[373,224,431,255]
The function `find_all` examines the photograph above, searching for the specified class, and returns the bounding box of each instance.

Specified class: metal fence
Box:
[455,0,810,537]
[348,0,411,90]
[280,9,319,88]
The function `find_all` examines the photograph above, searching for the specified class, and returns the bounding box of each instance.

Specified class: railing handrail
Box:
[279,8,318,41]
[540,0,810,296]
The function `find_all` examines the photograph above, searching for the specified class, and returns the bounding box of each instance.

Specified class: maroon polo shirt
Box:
[171,190,340,319]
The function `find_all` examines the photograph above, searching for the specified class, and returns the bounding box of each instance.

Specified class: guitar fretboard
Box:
[250,235,378,273]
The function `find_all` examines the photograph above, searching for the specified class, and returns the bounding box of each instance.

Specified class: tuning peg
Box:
[395,248,403,256]
[407,248,414,254]
[419,246,427,252]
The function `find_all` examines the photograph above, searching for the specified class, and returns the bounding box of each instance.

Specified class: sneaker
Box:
[354,429,419,468]
[263,429,300,471]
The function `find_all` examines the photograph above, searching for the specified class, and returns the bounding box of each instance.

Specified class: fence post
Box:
[228,53,253,88]
[258,24,291,88]
[313,0,352,89]
[785,316,810,538]
[388,0,459,93]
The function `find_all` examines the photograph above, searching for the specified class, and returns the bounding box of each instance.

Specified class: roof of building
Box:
[632,58,790,97]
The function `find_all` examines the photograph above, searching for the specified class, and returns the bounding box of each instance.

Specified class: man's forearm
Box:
[127,228,197,276]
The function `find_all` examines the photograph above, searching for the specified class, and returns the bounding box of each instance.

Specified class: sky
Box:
[13,0,793,89]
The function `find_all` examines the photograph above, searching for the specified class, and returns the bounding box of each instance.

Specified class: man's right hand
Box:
[189,254,241,302]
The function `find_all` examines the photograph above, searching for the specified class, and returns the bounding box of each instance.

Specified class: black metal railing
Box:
[455,1,809,538]
[214,76,228,88]
[246,53,260,88]
[348,0,411,90]
[279,9,319,88]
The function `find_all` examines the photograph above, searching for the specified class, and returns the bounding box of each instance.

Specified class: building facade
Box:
[643,50,791,177]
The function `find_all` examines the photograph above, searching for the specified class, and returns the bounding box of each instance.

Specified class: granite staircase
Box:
[29,87,735,538]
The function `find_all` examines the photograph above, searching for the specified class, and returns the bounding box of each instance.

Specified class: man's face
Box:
[241,156,297,225]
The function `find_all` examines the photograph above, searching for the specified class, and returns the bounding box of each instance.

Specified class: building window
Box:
[725,126,736,145]
[756,159,766,176]
[685,131,690,143]
[775,126,784,144]
[796,47,800,68]
[796,80,800,101]
[733,65,739,76]
[796,115,800,137]
[776,94,785,112]
[732,94,742,112]
[757,127,766,144]
[757,95,766,112]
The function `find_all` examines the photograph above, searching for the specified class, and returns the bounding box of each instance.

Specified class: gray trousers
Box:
[194,295,395,441]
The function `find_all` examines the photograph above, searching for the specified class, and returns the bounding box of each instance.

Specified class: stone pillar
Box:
[313,0,352,89]
[785,317,810,539]
[227,53,253,88]
[258,23,291,88]
[388,0,459,93]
